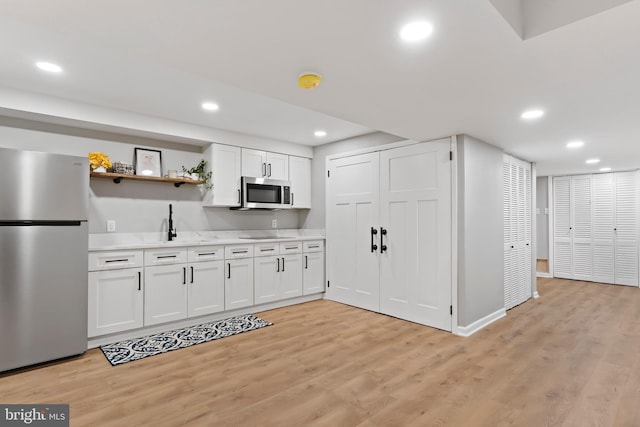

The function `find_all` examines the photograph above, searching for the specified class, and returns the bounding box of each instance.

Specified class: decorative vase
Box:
[93,166,106,173]
[191,172,200,181]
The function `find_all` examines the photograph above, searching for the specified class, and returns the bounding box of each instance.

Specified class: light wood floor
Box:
[2,277,640,426]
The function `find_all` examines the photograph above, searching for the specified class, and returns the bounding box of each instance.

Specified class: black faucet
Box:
[168,203,177,241]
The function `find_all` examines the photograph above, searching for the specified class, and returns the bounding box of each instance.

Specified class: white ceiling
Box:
[1,0,639,176]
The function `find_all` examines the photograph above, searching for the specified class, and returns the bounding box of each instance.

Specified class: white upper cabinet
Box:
[241,148,288,180]
[289,156,311,208]
[206,143,241,207]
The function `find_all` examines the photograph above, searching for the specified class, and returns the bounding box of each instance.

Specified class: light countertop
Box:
[89,229,325,251]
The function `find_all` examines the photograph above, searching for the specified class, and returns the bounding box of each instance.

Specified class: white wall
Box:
[0,122,300,234]
[301,132,404,230]
[456,135,504,327]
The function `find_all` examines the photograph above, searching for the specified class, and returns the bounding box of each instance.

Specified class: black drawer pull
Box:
[106,258,129,263]
[138,271,141,291]
[232,250,248,254]
[285,246,298,250]
[260,248,275,252]
[198,252,218,256]
[157,255,177,259]
[307,245,320,249]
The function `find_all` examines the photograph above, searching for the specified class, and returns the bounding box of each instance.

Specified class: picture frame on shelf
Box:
[134,148,162,177]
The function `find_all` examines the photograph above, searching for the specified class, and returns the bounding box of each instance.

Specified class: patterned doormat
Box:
[100,314,272,366]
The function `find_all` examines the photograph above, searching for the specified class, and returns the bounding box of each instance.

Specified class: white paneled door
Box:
[326,152,380,312]
[379,141,451,330]
[326,139,452,332]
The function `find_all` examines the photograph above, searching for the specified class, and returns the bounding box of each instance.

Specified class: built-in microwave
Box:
[236,176,291,210]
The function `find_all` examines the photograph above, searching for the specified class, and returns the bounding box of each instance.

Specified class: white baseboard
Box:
[88,293,324,349]
[533,291,540,299]
[536,272,552,278]
[455,308,506,337]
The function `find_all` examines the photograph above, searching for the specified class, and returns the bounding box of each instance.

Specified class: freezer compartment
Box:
[0,222,88,372]
[0,147,89,221]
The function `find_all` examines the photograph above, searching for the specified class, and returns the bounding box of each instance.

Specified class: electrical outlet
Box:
[106,220,116,232]
[272,219,277,229]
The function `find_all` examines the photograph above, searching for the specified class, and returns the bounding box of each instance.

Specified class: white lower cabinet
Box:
[88,268,143,337]
[303,241,325,295]
[89,239,324,338]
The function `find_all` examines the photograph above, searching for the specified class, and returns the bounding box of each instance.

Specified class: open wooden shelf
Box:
[90,171,204,187]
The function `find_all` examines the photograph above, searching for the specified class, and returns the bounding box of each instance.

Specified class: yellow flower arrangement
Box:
[88,152,112,170]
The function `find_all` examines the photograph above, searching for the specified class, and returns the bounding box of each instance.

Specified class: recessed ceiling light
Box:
[36,61,62,73]
[314,130,327,137]
[566,140,584,148]
[399,21,434,42]
[600,167,612,172]
[201,102,219,111]
[521,109,544,120]
[586,158,600,164]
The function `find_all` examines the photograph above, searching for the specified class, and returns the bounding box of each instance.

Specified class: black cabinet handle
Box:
[380,227,388,253]
[138,271,141,291]
[511,245,514,249]
[281,257,285,271]
[183,267,186,284]
[276,258,280,272]
[305,255,308,269]
[526,243,530,246]
[227,263,231,279]
[267,163,272,177]
[262,163,266,177]
[158,255,177,259]
[237,189,241,204]
[190,266,194,283]
[106,258,129,263]
[371,227,378,252]
[291,193,295,206]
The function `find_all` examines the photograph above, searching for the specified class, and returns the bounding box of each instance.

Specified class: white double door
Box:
[326,140,452,331]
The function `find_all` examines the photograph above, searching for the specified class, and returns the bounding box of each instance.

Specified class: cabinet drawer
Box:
[188,245,224,262]
[144,247,188,266]
[224,245,254,259]
[280,241,302,254]
[303,240,324,253]
[89,250,143,271]
[254,242,280,257]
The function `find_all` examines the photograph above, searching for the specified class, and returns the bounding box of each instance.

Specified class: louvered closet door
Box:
[515,164,532,306]
[503,158,513,309]
[553,176,572,278]
[571,175,593,280]
[614,171,638,286]
[592,173,615,284]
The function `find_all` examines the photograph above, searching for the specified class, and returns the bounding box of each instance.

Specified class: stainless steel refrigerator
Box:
[0,147,89,373]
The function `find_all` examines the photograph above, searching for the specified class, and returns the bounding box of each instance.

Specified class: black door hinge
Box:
[450,305,453,315]
[449,151,453,161]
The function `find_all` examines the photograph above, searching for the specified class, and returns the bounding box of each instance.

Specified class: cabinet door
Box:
[188,260,225,317]
[88,268,143,337]
[210,144,241,207]
[379,140,452,331]
[289,156,311,208]
[303,252,325,295]
[266,152,289,180]
[242,148,267,177]
[280,254,303,299]
[225,259,254,310]
[254,255,280,304]
[144,264,188,326]
[326,152,380,311]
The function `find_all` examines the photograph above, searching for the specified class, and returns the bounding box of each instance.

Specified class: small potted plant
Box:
[88,152,112,173]
[182,159,212,190]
